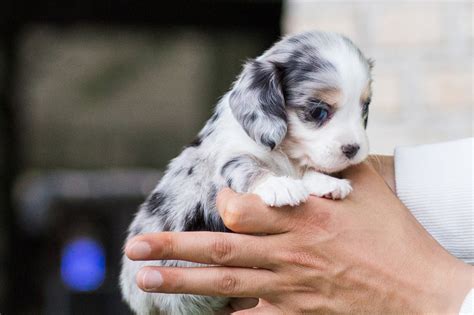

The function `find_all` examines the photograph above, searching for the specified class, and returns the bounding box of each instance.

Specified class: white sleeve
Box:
[394,138,473,265]
[459,289,473,315]
[394,138,473,315]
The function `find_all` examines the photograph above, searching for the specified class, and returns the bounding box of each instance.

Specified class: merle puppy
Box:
[120,31,373,314]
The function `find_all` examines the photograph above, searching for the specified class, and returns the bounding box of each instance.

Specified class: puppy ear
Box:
[229,59,287,150]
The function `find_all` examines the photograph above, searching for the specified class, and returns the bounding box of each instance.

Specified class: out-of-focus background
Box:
[0,0,472,314]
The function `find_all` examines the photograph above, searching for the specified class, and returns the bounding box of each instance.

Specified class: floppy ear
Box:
[229,59,287,150]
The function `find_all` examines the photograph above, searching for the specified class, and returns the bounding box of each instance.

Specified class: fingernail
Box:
[141,270,163,290]
[127,241,151,258]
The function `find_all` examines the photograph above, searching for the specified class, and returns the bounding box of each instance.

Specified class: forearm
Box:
[367,140,474,314]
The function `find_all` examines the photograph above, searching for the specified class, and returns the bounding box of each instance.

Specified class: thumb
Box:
[231,300,282,315]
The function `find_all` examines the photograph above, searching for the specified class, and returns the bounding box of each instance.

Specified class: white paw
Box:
[323,179,352,199]
[303,174,352,200]
[252,176,309,207]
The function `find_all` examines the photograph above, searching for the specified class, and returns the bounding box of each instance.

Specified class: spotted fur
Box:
[121,31,373,314]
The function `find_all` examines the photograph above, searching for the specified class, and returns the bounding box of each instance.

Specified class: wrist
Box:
[380,213,473,314]
[434,260,473,314]
[417,253,473,314]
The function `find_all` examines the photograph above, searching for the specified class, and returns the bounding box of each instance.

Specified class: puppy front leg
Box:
[252,175,309,207]
[302,171,352,200]
[220,155,309,207]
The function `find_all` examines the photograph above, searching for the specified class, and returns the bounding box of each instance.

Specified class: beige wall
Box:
[283,0,473,154]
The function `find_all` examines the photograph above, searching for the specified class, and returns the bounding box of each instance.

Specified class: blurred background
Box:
[0,0,472,314]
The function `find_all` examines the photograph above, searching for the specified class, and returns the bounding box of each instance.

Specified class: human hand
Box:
[126,161,472,314]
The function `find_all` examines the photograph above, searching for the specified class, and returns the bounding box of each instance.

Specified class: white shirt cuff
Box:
[394,138,474,264]
[459,289,473,315]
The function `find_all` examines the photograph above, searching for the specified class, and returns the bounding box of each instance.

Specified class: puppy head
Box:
[229,31,373,173]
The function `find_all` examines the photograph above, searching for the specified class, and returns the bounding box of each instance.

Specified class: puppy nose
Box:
[341,144,360,159]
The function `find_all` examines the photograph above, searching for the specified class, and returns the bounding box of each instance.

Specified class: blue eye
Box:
[305,99,331,126]
[311,107,329,121]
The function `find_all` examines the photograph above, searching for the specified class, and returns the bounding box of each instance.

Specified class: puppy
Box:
[120,31,373,314]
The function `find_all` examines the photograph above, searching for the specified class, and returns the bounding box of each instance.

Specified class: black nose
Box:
[341,144,360,159]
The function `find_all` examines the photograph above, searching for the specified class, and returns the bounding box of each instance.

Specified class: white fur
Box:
[253,175,309,207]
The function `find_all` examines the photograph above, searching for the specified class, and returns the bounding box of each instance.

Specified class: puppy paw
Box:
[322,179,352,200]
[252,176,309,207]
[303,173,352,200]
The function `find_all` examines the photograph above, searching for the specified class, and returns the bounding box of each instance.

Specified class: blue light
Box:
[60,237,106,292]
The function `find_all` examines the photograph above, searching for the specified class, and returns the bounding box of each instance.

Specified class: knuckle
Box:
[222,200,243,230]
[161,268,183,292]
[215,272,240,295]
[160,233,175,258]
[216,188,231,211]
[210,238,234,265]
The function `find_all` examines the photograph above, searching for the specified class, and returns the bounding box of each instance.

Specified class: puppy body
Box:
[120,31,373,314]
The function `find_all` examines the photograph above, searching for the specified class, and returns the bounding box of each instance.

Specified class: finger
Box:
[216,298,259,314]
[126,231,277,268]
[216,188,299,234]
[136,266,277,298]
[232,307,279,315]
[228,298,259,311]
[231,302,282,315]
